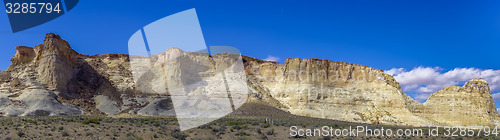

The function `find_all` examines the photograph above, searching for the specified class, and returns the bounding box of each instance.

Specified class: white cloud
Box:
[263,55,280,62]
[493,93,500,101]
[385,67,500,102]
[384,68,405,76]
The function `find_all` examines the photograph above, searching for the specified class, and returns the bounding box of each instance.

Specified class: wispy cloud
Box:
[385,67,500,102]
[263,55,280,62]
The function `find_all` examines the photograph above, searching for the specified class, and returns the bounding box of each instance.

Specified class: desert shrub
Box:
[237,131,249,136]
[199,124,211,129]
[81,118,100,124]
[218,126,226,135]
[61,131,70,137]
[260,123,270,128]
[251,121,260,126]
[232,125,242,130]
[266,128,275,135]
[212,128,219,133]
[17,131,25,137]
[170,132,188,140]
[81,120,89,124]
[89,118,100,124]
[127,132,135,137]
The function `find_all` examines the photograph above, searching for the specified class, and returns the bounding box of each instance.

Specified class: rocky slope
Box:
[1,33,499,127]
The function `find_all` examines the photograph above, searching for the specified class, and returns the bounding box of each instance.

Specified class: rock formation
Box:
[410,79,500,127]
[0,33,499,127]
[244,57,442,126]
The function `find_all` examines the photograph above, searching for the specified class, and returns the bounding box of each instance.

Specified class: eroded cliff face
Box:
[1,33,499,127]
[243,57,441,126]
[410,79,500,126]
[3,34,83,116]
[243,58,500,127]
[3,33,165,115]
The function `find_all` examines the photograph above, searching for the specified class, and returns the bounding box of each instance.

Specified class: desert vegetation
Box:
[0,102,496,139]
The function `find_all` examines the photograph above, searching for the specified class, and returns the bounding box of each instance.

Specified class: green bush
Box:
[81,118,100,124]
[81,120,89,124]
[89,118,100,124]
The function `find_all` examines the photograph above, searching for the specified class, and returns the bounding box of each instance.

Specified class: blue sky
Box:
[1,0,500,107]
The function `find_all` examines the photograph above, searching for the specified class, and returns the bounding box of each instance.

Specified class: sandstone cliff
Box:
[411,79,500,126]
[243,57,442,126]
[1,33,499,127]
